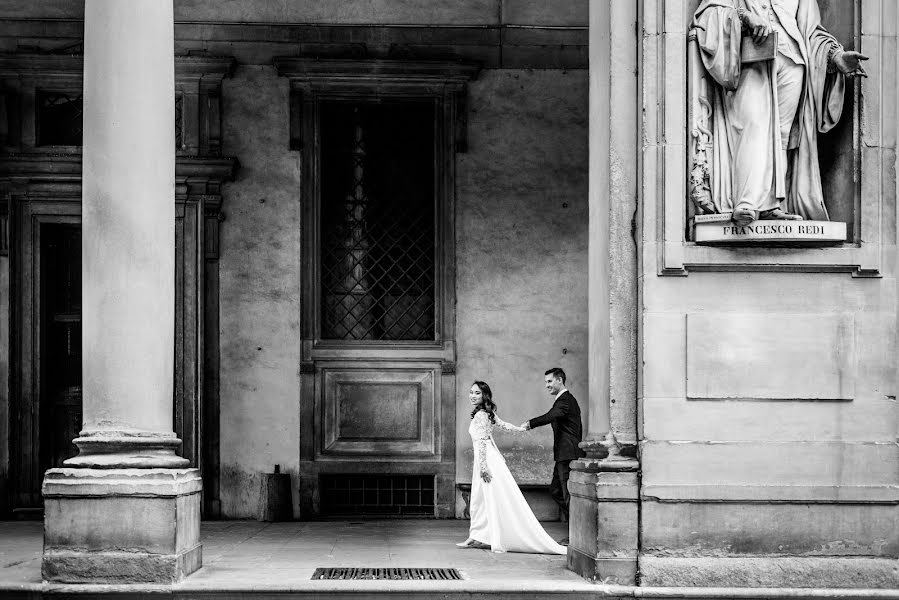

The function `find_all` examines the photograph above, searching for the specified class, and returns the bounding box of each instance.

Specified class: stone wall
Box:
[455,69,589,488]
[218,66,302,518]
[212,66,588,518]
[636,0,899,587]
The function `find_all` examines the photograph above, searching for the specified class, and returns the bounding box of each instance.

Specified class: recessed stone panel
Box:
[321,367,436,457]
[686,313,855,400]
[337,382,420,440]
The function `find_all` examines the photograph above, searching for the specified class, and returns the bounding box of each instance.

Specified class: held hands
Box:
[480,470,492,483]
[519,422,530,430]
[832,50,869,77]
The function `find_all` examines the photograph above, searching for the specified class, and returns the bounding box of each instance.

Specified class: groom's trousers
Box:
[550,460,572,521]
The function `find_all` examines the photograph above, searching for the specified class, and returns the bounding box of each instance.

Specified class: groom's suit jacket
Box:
[528,391,585,462]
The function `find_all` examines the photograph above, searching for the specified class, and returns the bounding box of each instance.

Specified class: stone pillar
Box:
[567,0,640,584]
[41,0,202,584]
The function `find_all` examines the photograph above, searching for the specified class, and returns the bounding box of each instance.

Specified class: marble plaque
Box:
[694,220,846,244]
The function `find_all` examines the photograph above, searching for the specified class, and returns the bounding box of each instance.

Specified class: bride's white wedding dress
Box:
[465,410,567,555]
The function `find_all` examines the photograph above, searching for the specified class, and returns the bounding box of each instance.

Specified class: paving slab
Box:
[0,519,603,598]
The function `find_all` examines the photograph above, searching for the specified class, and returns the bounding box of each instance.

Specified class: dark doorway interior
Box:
[38,223,82,476]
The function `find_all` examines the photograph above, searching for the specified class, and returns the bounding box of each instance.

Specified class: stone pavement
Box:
[0,519,604,598]
[5,521,899,599]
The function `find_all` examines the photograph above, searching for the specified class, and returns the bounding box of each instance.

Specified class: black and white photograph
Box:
[0,1,896,598]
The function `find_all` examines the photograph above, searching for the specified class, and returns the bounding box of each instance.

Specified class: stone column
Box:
[566,0,640,584]
[41,0,202,584]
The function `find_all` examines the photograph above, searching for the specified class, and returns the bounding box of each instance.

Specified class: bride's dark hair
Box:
[469,380,497,424]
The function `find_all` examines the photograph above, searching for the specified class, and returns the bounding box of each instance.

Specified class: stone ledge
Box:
[639,556,899,589]
[42,545,202,584]
[694,220,846,245]
[641,484,899,503]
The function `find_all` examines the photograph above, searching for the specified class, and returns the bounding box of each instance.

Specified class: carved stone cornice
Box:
[0,154,82,186]
[275,57,479,152]
[176,156,240,181]
[0,154,238,184]
[0,53,236,83]
[273,57,481,84]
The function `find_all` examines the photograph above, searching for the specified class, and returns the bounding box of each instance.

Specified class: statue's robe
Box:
[693,0,846,220]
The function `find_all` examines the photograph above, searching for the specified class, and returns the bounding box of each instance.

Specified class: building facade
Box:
[0,0,896,589]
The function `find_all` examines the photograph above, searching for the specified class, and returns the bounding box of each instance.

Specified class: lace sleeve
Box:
[494,414,526,433]
[472,411,492,476]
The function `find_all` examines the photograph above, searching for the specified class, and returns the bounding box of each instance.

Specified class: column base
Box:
[42,468,202,584]
[567,548,638,585]
[567,452,639,584]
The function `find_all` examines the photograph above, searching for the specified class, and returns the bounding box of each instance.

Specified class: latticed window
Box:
[319,99,436,341]
[35,90,186,149]
[37,91,83,146]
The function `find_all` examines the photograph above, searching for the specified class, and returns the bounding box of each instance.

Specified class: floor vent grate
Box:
[312,567,462,580]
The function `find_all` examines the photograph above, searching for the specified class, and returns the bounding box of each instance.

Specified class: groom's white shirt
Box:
[555,388,569,400]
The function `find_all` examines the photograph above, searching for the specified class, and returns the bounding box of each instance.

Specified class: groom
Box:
[521,368,585,528]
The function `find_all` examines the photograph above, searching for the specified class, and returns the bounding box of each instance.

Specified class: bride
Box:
[457,381,567,555]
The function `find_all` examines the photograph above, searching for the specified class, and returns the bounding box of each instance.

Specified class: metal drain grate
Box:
[312,567,462,580]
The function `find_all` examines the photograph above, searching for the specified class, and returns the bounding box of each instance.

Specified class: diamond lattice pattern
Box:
[320,101,435,341]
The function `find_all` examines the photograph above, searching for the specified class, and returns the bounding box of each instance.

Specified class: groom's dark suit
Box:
[528,390,585,520]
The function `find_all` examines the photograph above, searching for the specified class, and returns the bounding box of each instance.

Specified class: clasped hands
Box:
[742,12,868,77]
[480,421,531,482]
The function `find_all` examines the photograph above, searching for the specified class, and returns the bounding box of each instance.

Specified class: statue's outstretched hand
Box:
[833,50,869,77]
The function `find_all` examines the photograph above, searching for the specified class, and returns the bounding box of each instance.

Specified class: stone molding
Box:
[42,468,202,498]
[0,52,236,157]
[642,484,899,504]
[65,431,190,469]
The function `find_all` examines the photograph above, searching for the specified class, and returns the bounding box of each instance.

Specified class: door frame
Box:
[9,195,80,511]
[275,58,479,518]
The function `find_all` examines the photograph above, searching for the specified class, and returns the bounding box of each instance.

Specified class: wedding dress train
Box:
[465,410,567,555]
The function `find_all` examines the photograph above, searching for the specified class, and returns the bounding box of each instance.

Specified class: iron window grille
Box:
[36,91,83,146]
[35,90,187,149]
[319,100,436,341]
[320,474,436,516]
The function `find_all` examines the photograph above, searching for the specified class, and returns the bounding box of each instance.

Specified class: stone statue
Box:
[689,0,867,227]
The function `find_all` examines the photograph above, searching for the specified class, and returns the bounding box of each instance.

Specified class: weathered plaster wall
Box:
[214,66,588,518]
[218,65,302,519]
[456,69,589,487]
